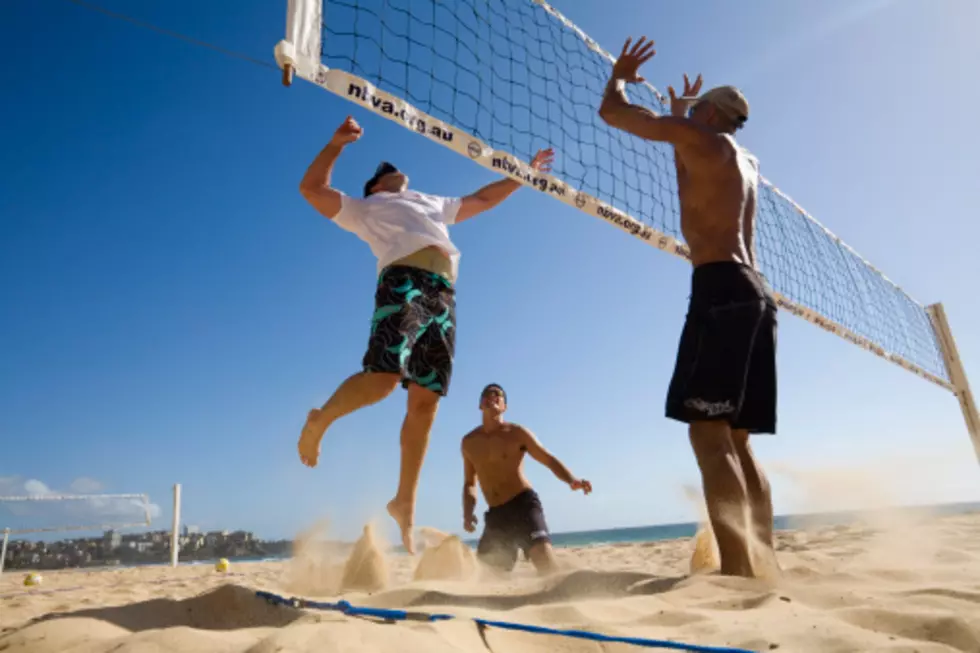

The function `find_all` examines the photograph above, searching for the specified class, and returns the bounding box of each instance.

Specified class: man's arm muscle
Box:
[462,440,478,521]
[455,178,523,223]
[518,427,576,485]
[298,143,346,219]
[598,78,708,148]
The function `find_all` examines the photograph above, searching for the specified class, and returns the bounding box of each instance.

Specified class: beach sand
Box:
[3,511,980,652]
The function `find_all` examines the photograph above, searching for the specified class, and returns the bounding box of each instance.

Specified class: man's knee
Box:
[363,371,401,394]
[406,384,441,416]
[527,541,559,574]
[731,430,771,496]
[689,421,736,472]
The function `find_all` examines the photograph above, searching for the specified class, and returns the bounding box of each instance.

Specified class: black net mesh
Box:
[318,0,949,384]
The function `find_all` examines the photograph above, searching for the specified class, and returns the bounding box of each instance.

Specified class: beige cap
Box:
[696,86,749,124]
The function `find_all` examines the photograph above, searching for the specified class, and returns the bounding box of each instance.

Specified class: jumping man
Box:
[598,38,777,578]
[462,384,592,575]
[296,115,554,554]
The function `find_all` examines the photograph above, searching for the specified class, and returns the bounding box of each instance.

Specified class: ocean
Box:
[238,500,980,562]
[26,501,978,570]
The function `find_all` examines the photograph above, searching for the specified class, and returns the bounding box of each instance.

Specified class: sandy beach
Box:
[3,510,980,652]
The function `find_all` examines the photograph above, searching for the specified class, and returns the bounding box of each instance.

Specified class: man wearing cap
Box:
[598,37,777,579]
[461,383,592,575]
[296,115,554,554]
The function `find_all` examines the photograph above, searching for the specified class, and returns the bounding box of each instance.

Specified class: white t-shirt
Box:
[333,190,463,280]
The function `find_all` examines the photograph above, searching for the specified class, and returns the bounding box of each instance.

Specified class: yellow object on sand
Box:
[23,572,42,586]
[689,526,720,574]
[215,558,230,573]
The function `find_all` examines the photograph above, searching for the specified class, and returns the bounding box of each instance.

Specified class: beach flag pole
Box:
[0,528,9,574]
[170,483,181,568]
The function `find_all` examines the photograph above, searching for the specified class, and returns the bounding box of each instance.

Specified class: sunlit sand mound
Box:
[413,532,478,583]
[690,525,720,574]
[340,524,389,593]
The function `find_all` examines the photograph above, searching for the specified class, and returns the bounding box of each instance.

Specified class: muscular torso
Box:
[675,134,759,267]
[462,424,533,508]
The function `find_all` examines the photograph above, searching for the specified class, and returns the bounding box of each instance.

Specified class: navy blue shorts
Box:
[665,262,777,434]
[476,489,551,571]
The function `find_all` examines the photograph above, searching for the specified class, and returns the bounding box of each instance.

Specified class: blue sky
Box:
[1,0,978,545]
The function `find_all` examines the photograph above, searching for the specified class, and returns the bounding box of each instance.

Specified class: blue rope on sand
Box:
[255,590,755,653]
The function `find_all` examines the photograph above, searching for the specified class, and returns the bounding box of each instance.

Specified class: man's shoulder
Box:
[461,427,484,445]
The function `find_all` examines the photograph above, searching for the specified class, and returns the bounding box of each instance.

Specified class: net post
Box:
[170,483,181,568]
[1,528,9,574]
[927,302,980,463]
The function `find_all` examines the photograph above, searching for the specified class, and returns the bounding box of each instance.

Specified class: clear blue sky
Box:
[1,0,978,544]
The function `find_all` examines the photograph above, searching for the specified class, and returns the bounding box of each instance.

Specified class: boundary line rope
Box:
[255,590,757,652]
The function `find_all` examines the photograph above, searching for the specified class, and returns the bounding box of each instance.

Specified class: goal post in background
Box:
[273,0,978,458]
[0,492,153,574]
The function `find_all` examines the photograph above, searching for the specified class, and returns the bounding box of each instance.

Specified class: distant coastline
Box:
[4,500,978,571]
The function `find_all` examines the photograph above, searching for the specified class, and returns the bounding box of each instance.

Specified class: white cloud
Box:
[0,476,162,533]
[23,479,54,496]
[69,477,105,494]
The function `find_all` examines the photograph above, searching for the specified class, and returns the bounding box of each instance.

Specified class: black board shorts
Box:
[362,265,456,397]
[665,262,777,434]
[476,489,551,571]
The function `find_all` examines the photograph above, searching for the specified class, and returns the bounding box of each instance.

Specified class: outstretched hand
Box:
[612,37,656,84]
[570,479,593,495]
[529,147,555,172]
[668,73,703,117]
[330,115,363,146]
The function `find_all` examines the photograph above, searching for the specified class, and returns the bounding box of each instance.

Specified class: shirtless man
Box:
[598,37,777,578]
[297,115,554,553]
[462,384,592,575]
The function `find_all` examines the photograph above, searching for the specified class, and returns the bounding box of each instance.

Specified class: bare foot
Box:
[298,409,328,467]
[386,498,415,554]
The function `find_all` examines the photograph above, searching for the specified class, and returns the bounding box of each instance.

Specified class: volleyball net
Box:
[273,0,977,452]
[0,491,154,573]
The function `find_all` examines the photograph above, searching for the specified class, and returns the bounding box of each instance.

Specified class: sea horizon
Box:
[198,499,980,564]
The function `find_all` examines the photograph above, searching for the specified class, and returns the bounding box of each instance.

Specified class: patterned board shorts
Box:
[362,265,456,397]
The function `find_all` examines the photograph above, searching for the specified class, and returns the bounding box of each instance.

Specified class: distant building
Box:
[103,530,121,551]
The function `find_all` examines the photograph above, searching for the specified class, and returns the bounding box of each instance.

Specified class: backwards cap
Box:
[363,161,400,197]
[696,86,749,127]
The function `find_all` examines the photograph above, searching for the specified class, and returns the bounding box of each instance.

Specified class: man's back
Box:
[676,134,760,268]
[462,424,533,507]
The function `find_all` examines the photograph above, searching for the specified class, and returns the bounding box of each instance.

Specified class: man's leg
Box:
[729,299,779,573]
[298,372,400,467]
[732,430,777,571]
[688,421,755,577]
[387,274,456,553]
[386,383,441,554]
[526,541,561,576]
[299,266,425,467]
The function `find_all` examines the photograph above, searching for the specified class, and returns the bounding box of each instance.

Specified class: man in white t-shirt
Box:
[296,114,554,554]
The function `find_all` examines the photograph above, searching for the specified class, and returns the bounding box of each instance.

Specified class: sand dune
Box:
[4,511,980,652]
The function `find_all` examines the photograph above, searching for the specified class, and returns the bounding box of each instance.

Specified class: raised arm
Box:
[454,148,555,223]
[462,440,479,532]
[598,38,706,148]
[298,116,363,219]
[519,427,592,494]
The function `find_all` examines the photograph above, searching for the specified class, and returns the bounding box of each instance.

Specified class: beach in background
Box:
[4,504,980,652]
